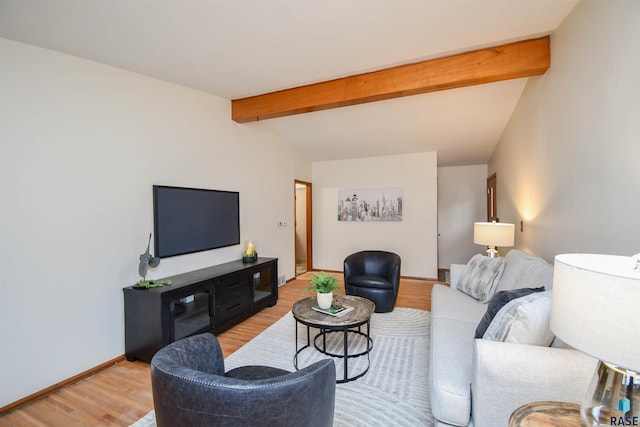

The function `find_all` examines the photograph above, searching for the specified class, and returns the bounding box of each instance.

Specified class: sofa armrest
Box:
[471,339,598,427]
[449,264,465,289]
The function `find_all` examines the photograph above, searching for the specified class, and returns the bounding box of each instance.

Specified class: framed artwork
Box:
[338,187,402,221]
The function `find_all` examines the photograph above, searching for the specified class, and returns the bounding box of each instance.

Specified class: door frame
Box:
[294,180,313,272]
[486,173,498,222]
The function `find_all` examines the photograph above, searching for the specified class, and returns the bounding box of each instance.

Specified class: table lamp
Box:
[473,221,515,257]
[551,253,640,426]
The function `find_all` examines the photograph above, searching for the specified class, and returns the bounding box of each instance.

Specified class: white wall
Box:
[312,152,438,278]
[437,165,488,268]
[489,0,640,262]
[0,38,310,407]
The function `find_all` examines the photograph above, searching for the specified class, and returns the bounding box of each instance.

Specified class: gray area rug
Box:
[131,307,433,427]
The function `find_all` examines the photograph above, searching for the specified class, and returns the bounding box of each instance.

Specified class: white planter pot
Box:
[317,291,333,309]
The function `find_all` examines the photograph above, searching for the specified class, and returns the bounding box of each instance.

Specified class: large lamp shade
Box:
[551,253,640,425]
[551,253,639,372]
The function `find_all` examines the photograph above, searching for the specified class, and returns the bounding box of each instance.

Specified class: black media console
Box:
[123,257,278,362]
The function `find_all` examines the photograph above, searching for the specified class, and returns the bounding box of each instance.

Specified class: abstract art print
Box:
[338,187,402,221]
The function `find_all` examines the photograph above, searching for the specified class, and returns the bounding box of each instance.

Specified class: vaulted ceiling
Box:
[0,0,580,166]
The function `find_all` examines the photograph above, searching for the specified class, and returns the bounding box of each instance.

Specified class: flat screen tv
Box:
[153,185,240,258]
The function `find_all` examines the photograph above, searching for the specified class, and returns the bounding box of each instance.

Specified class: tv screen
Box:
[153,185,240,258]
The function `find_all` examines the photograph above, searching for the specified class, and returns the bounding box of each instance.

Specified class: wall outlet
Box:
[278,274,286,286]
[277,220,288,226]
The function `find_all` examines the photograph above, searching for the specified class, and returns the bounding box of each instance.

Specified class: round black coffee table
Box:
[292,295,375,383]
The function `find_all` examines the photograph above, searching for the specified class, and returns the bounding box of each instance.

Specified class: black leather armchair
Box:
[343,250,401,313]
[151,333,336,427]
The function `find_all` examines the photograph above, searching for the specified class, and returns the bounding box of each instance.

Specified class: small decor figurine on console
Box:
[242,240,257,263]
[134,233,171,289]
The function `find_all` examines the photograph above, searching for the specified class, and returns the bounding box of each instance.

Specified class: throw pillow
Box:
[483,291,555,346]
[474,287,545,339]
[457,254,506,303]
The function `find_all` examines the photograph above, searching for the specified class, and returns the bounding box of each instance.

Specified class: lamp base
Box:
[485,247,499,258]
[581,361,639,426]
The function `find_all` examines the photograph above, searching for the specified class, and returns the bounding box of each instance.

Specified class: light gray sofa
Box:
[429,249,598,427]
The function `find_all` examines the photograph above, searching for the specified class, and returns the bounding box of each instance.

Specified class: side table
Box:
[509,401,583,427]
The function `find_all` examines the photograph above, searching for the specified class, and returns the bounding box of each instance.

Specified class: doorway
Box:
[486,173,498,222]
[294,180,312,276]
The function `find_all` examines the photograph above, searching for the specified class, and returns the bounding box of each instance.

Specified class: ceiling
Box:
[0,0,580,166]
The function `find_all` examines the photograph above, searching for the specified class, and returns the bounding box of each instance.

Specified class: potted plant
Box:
[303,272,340,309]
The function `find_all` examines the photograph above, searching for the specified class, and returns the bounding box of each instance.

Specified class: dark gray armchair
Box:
[150,333,336,427]
[344,250,401,313]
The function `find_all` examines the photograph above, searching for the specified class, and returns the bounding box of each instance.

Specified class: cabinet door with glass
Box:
[251,263,278,304]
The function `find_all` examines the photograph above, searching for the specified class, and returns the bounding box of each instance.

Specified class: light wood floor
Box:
[0,273,436,427]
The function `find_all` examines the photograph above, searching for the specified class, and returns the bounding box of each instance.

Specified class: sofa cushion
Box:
[483,291,554,346]
[519,258,554,291]
[457,254,506,303]
[497,249,553,292]
[474,287,545,339]
[431,283,488,323]
[496,249,534,291]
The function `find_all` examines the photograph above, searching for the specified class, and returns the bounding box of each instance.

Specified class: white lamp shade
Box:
[473,222,515,247]
[551,253,640,372]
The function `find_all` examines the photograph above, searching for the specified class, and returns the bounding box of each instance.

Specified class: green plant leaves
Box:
[302,271,340,294]
[135,279,172,289]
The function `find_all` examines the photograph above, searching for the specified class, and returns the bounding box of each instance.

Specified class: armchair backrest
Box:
[152,331,225,376]
[344,250,401,283]
[151,333,336,427]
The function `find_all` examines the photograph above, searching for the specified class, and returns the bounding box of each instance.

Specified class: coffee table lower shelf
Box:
[291,296,375,384]
[294,324,373,383]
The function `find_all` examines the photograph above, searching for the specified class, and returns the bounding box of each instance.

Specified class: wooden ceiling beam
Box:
[231,36,550,123]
